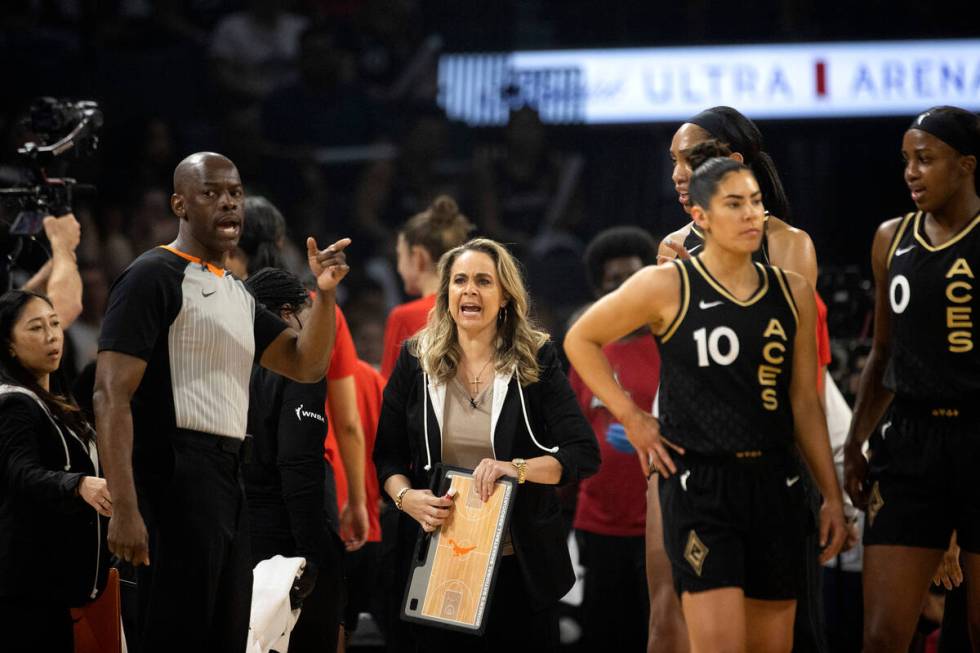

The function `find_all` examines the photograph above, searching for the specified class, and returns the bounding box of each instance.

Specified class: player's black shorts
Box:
[658,449,809,601]
[863,400,980,553]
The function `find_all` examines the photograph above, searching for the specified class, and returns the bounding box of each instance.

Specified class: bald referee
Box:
[93,152,351,652]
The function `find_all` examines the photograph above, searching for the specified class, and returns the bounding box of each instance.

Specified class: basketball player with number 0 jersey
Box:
[844,106,980,652]
[567,156,845,652]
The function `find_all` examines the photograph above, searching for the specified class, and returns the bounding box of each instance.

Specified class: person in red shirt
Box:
[325,358,385,647]
[322,307,370,553]
[380,195,473,379]
[569,226,660,651]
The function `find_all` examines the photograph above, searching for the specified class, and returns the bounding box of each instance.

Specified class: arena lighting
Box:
[437,39,980,125]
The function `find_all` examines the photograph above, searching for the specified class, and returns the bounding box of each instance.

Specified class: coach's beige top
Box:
[444,378,513,555]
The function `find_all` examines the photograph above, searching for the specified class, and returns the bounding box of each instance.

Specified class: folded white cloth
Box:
[824,371,866,573]
[246,555,306,653]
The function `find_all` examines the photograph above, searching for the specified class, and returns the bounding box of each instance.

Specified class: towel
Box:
[246,555,306,653]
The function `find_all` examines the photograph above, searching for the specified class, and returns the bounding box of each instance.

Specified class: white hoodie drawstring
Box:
[515,369,559,454]
[422,372,433,471]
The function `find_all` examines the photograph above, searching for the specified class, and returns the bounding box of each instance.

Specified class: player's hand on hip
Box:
[842,440,870,511]
[307,237,351,292]
[403,489,453,533]
[817,498,847,564]
[473,458,515,503]
[622,408,682,478]
[107,508,150,566]
[933,538,963,590]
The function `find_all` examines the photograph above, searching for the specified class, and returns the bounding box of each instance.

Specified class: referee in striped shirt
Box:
[94,152,351,652]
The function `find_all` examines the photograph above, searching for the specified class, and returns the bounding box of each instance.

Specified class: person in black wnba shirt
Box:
[567,157,845,652]
[244,268,346,653]
[844,106,980,652]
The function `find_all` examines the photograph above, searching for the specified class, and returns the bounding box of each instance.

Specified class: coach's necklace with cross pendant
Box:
[464,358,493,408]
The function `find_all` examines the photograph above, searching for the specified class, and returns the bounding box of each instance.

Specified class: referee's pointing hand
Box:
[308,237,352,292]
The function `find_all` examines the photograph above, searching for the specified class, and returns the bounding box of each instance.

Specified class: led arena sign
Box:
[437,39,980,125]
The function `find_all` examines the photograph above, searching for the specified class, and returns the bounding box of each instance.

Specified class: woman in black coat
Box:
[0,290,110,651]
[374,238,600,652]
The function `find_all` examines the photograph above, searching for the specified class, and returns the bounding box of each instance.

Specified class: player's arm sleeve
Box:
[98,257,181,359]
[253,303,290,364]
[277,379,329,565]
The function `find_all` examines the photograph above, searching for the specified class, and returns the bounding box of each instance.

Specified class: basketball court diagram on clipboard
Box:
[402,465,515,634]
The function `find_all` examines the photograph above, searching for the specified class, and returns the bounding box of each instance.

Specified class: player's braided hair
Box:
[685,139,733,174]
[245,267,309,315]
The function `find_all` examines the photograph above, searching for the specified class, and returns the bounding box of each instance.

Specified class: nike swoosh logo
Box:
[699,300,723,309]
[881,421,891,440]
[894,245,915,257]
[786,476,800,487]
[202,289,217,297]
[680,470,691,491]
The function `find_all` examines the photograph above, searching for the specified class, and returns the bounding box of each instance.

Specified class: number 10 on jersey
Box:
[693,326,739,367]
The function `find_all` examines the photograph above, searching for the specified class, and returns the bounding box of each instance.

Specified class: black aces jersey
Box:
[682,216,772,264]
[656,257,799,454]
[883,210,980,402]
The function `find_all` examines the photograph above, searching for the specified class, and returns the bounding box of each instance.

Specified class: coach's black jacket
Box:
[0,388,109,607]
[374,341,600,610]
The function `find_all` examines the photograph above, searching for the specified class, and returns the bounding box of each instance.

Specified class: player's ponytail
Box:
[751,151,792,223]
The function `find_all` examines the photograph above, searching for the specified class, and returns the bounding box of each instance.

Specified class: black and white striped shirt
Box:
[99,246,287,445]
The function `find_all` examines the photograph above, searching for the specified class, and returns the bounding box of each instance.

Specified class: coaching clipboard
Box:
[401,464,516,634]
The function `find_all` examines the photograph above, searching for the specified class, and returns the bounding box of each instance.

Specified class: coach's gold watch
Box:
[395,487,411,511]
[511,458,528,484]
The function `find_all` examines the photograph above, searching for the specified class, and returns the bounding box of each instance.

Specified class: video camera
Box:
[0,97,102,236]
[0,98,102,283]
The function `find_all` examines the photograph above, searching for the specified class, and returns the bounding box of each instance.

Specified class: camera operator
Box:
[20,212,84,328]
[1,97,99,328]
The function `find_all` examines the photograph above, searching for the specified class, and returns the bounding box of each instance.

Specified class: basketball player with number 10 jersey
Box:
[655,256,809,600]
[566,155,844,652]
